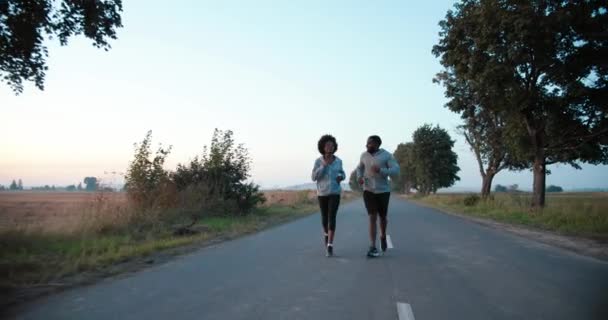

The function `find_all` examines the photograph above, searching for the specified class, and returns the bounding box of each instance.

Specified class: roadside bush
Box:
[172,129,265,215]
[122,129,266,234]
[124,130,174,209]
[463,194,480,206]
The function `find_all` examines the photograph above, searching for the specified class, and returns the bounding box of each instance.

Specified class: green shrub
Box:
[463,194,480,206]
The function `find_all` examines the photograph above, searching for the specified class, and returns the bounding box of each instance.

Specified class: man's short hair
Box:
[368,135,382,146]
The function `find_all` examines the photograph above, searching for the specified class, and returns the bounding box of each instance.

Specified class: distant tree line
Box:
[493,184,521,193]
[1,178,102,192]
[494,184,564,193]
[7,179,24,191]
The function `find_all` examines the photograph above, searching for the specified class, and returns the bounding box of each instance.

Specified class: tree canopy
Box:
[1,0,123,93]
[433,0,608,207]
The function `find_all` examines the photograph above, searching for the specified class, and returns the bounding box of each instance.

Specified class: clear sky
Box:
[1,0,607,190]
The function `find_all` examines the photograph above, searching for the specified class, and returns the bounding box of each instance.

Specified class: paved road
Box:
[9,198,608,320]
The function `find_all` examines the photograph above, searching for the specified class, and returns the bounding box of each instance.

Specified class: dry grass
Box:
[0,190,333,233]
[412,192,608,238]
[0,192,127,233]
[263,190,318,207]
[263,190,356,206]
[0,190,353,290]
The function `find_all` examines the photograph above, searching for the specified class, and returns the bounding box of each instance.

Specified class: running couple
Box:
[311,134,400,257]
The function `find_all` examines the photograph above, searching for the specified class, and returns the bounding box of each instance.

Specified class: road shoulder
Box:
[404,196,608,262]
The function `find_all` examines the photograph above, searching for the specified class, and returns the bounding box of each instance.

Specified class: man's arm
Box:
[380,154,400,178]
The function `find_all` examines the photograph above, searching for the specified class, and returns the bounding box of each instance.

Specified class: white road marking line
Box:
[387,234,394,249]
[397,302,415,320]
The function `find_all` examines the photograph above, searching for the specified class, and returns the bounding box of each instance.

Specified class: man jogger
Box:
[356,135,400,257]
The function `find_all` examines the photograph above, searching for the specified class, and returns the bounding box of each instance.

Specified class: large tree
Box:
[0,0,123,93]
[411,124,460,194]
[460,111,507,198]
[393,142,416,194]
[433,0,608,207]
[459,106,528,198]
[435,71,524,198]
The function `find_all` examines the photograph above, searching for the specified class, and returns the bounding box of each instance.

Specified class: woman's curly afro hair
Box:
[317,134,338,155]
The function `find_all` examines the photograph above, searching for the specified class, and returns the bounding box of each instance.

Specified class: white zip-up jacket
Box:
[356,148,400,194]
[311,156,346,196]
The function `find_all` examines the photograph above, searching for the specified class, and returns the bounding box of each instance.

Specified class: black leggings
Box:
[318,194,340,232]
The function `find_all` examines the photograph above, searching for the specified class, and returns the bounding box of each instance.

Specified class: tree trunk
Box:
[421,184,430,196]
[403,180,411,195]
[532,152,546,208]
[481,172,495,198]
[525,114,547,209]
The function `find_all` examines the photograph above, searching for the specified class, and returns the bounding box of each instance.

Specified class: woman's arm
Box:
[312,158,327,181]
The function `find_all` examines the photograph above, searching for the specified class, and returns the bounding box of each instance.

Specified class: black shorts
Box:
[363,191,390,217]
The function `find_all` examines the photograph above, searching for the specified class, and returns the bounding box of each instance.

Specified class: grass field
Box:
[0,192,126,233]
[0,190,355,290]
[411,192,608,239]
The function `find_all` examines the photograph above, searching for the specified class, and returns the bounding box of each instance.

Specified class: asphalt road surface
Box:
[9,198,608,320]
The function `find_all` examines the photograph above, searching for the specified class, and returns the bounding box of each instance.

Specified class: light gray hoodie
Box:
[356,148,400,194]
[311,156,346,196]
